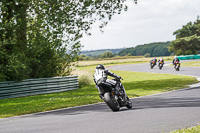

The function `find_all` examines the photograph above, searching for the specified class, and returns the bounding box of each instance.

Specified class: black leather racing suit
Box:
[158,59,164,67]
[158,59,164,64]
[150,59,157,65]
[93,69,122,96]
[172,58,180,65]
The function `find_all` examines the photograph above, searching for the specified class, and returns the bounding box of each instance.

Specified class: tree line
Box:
[79,41,172,60]
[118,41,171,57]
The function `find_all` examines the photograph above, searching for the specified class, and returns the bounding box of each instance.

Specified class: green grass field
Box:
[0,68,198,118]
[77,56,173,67]
[181,60,200,67]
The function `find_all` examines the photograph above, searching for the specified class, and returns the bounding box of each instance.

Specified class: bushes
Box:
[144,53,150,57]
[78,75,92,87]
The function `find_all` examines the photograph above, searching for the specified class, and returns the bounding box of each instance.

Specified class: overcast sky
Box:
[80,0,200,51]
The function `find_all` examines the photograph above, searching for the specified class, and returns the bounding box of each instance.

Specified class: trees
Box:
[119,42,171,57]
[0,0,137,81]
[99,51,114,58]
[169,17,200,55]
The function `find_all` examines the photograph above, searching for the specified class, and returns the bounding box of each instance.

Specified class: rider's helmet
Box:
[96,64,105,69]
[174,55,177,59]
[154,57,156,59]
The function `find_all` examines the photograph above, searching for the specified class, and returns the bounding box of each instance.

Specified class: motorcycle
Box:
[174,61,180,71]
[97,78,132,111]
[150,60,156,69]
[158,61,164,70]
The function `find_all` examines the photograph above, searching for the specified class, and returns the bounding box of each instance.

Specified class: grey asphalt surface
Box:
[1,59,200,133]
[108,59,200,77]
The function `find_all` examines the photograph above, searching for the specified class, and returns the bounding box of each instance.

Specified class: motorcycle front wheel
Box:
[104,92,120,112]
[150,64,153,69]
[175,65,179,71]
[159,64,162,70]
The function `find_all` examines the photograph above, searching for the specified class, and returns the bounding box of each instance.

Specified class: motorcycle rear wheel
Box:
[104,92,120,112]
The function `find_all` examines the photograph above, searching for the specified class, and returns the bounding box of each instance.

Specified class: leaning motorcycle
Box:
[174,61,180,71]
[158,62,164,69]
[150,60,156,69]
[97,78,132,111]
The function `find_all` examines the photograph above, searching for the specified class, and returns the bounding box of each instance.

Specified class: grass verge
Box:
[0,70,198,118]
[170,125,200,133]
[180,60,200,67]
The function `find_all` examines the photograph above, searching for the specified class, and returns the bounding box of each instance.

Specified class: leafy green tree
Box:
[169,17,200,55]
[0,0,137,81]
[99,51,114,58]
[144,53,150,57]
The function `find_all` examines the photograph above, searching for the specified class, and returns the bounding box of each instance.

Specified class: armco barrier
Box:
[0,76,78,99]
[178,54,200,60]
[194,54,200,59]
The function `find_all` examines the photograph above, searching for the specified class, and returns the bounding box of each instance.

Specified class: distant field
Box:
[81,48,123,56]
[77,56,174,67]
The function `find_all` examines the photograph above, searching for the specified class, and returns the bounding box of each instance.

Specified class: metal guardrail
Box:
[0,76,78,99]
[178,54,200,60]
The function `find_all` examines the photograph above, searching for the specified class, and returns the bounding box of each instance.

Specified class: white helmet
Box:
[174,55,177,59]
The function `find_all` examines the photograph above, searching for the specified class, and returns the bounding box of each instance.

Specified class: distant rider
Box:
[150,57,157,65]
[158,57,164,66]
[93,64,123,99]
[172,56,180,67]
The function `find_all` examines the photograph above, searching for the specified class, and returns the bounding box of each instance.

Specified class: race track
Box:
[1,59,200,133]
[108,59,200,77]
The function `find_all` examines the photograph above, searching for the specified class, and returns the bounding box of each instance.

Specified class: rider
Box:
[172,55,180,67]
[93,64,123,99]
[150,57,157,65]
[158,57,164,65]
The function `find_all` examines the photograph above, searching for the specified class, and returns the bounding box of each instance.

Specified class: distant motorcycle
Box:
[174,61,180,71]
[150,60,156,69]
[97,78,132,111]
[158,61,164,70]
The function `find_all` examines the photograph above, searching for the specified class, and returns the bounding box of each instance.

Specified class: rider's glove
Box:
[117,76,121,79]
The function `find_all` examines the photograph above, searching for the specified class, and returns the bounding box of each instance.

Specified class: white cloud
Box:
[80,0,200,50]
